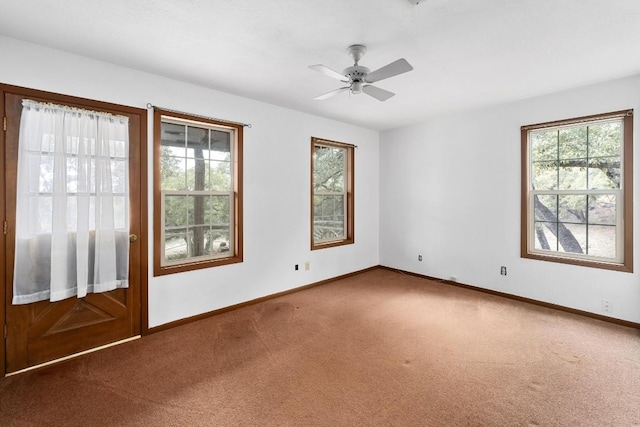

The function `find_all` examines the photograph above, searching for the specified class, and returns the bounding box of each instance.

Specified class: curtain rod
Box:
[146,103,252,128]
[521,109,632,132]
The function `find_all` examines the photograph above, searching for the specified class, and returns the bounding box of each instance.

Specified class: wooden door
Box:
[3,89,144,373]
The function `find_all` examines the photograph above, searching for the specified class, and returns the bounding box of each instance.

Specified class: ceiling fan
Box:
[309,44,413,102]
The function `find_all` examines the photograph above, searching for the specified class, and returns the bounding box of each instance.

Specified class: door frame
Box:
[1,83,148,375]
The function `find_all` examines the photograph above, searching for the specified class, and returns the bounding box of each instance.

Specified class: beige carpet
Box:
[1,268,639,426]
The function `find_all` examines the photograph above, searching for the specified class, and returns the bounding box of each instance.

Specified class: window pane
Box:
[112,137,127,158]
[534,195,557,221]
[559,127,587,159]
[189,225,209,257]
[314,195,345,241]
[531,161,557,190]
[205,195,230,224]
[111,160,127,193]
[210,228,231,256]
[314,146,345,193]
[531,130,557,161]
[165,194,187,227]
[88,159,97,193]
[588,194,616,225]
[185,159,197,190]
[534,222,558,251]
[558,159,587,190]
[165,232,189,262]
[587,225,616,258]
[558,195,587,223]
[558,223,586,254]
[588,157,620,189]
[66,157,78,192]
[161,154,187,191]
[206,160,231,191]
[42,133,55,152]
[186,126,208,159]
[211,130,231,157]
[37,155,54,193]
[189,158,209,191]
[161,122,185,157]
[588,122,621,158]
[67,136,80,155]
[187,194,207,226]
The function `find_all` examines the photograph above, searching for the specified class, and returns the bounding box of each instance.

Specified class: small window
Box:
[311,137,354,250]
[154,109,243,275]
[521,110,633,272]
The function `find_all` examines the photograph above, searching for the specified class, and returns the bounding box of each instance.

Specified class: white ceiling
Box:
[2,0,640,131]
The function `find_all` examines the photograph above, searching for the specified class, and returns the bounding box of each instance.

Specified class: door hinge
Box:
[3,220,6,235]
[3,116,6,131]
[3,324,6,339]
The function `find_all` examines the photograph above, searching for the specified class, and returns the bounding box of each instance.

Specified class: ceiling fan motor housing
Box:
[343,65,370,88]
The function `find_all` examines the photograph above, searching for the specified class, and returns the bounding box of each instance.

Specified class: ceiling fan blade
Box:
[365,58,413,83]
[309,64,349,82]
[362,85,395,101]
[314,87,350,100]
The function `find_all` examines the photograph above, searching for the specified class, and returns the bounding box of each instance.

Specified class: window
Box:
[13,100,130,303]
[521,110,633,272]
[311,137,354,250]
[154,109,242,275]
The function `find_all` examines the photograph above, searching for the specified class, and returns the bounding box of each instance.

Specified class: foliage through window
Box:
[521,110,633,271]
[311,137,354,249]
[154,110,242,275]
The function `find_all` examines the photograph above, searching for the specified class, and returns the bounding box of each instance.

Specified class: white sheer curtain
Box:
[13,100,130,304]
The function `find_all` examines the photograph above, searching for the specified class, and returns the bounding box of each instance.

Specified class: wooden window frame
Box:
[153,109,243,276]
[311,137,355,250]
[521,110,633,272]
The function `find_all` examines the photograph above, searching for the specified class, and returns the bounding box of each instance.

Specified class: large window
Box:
[154,109,242,275]
[311,137,354,250]
[521,110,633,272]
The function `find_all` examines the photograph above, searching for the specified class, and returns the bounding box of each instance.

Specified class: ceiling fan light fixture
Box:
[351,81,363,94]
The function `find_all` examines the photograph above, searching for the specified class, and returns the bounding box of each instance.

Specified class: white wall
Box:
[4,34,637,327]
[380,74,640,323]
[0,36,380,327]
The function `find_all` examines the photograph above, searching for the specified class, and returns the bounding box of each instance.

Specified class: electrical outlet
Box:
[305,261,310,271]
[418,254,423,262]
[602,299,613,313]
[500,266,507,276]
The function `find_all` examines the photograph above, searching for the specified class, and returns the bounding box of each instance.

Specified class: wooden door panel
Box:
[85,290,128,315]
[31,297,124,338]
[27,300,79,338]
[4,90,142,373]
[28,318,132,366]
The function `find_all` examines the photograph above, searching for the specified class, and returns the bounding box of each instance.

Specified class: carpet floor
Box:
[1,268,639,426]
